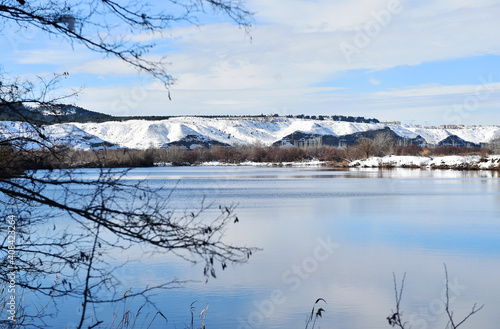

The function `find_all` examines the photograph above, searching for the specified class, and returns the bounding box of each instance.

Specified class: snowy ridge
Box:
[1,117,500,150]
[73,118,402,148]
[0,121,117,149]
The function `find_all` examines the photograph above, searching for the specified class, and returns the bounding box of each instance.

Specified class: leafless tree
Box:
[342,145,361,162]
[373,131,395,156]
[1,1,254,327]
[488,136,500,154]
[357,136,377,159]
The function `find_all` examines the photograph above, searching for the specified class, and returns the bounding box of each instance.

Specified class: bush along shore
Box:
[3,144,500,174]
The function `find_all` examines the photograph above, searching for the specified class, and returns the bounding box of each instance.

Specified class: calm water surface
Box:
[43,167,500,328]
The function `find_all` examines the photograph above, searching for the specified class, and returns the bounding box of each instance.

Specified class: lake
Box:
[24,166,500,328]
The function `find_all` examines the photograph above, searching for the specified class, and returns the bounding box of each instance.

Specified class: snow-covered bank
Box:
[201,159,327,167]
[155,159,327,167]
[154,155,500,170]
[350,155,500,170]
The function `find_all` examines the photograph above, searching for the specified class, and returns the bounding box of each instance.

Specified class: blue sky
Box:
[1,0,500,125]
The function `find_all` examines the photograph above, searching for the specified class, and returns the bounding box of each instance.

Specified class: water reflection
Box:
[35,167,500,328]
[122,166,500,181]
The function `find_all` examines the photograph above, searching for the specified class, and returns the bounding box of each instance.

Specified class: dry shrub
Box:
[263,147,307,163]
[420,148,432,157]
[181,150,200,165]
[4,142,493,170]
[479,147,492,157]
[316,147,347,162]
[430,145,483,156]
[208,146,246,163]
[250,147,268,162]
[400,145,423,156]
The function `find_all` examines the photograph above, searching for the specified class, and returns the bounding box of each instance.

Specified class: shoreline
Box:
[154,155,500,171]
[349,155,500,170]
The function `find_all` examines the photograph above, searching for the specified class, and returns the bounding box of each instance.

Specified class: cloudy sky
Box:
[2,0,500,125]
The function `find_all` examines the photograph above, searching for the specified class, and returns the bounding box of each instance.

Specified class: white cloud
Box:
[15,47,94,66]
[58,1,500,89]
[250,0,500,31]
[13,0,500,125]
[203,99,241,105]
[250,0,401,31]
[375,81,500,98]
[63,57,148,77]
[165,2,500,87]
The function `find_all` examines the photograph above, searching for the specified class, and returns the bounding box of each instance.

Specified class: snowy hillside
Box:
[0,121,117,149]
[1,117,500,150]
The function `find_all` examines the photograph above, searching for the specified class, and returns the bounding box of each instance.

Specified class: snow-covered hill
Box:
[1,117,499,150]
[0,121,117,149]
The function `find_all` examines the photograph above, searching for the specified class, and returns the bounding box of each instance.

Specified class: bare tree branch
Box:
[1,1,255,326]
[388,267,484,329]
[0,0,253,86]
[387,273,407,329]
[444,263,484,329]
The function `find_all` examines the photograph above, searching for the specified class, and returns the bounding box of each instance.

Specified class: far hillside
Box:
[0,103,379,124]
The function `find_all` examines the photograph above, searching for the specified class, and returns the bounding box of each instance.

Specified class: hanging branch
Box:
[0,0,253,87]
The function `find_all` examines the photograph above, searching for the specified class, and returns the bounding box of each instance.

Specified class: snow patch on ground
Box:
[350,155,500,169]
[154,159,327,167]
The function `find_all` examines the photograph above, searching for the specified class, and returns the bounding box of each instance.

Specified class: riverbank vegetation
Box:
[2,142,496,173]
